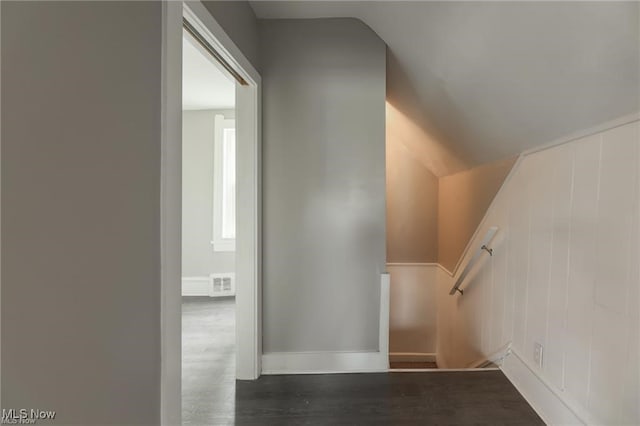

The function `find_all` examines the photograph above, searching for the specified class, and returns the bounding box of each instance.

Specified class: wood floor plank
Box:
[234,372,544,425]
[182,298,544,425]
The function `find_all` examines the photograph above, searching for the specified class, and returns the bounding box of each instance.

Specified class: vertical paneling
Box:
[621,122,640,424]
[587,122,639,423]
[564,134,601,408]
[508,164,531,350]
[492,198,510,348]
[481,261,493,355]
[622,151,640,422]
[502,187,516,346]
[458,262,485,365]
[594,124,638,313]
[437,120,639,425]
[488,240,503,352]
[524,151,555,364]
[588,304,627,422]
[545,144,573,391]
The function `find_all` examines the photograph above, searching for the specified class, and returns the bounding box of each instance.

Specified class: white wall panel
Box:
[622,154,640,423]
[489,202,509,351]
[508,164,531,351]
[524,151,554,365]
[545,143,573,392]
[595,124,638,313]
[588,122,639,423]
[437,120,640,425]
[564,134,600,409]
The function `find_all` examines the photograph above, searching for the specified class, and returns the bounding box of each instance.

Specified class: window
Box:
[212,114,235,251]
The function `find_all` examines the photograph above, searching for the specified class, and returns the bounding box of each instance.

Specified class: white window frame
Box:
[212,114,235,252]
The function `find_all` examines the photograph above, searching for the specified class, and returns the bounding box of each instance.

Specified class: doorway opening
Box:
[161,2,262,424]
[181,24,237,423]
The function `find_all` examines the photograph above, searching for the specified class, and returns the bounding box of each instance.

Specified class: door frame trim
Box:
[160,2,262,424]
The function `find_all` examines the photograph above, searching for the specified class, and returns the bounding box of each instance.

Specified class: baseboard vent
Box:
[210,273,235,297]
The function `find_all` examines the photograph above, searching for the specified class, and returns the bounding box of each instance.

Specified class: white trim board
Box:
[0,1,3,409]
[262,351,388,375]
[181,274,236,297]
[161,1,262,424]
[389,352,437,363]
[379,273,390,360]
[501,348,590,425]
[386,262,439,267]
[386,262,452,276]
[467,342,512,369]
[390,368,501,373]
[160,2,183,425]
[186,0,262,380]
[181,277,210,296]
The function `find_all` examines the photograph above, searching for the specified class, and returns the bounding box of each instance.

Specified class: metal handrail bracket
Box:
[449,226,498,295]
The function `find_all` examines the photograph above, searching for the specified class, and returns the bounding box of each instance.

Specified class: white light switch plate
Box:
[533,342,544,368]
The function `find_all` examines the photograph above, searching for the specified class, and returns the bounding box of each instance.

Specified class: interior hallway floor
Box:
[182,298,543,425]
[183,297,236,425]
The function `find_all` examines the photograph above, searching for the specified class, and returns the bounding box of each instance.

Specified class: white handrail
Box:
[449,226,498,295]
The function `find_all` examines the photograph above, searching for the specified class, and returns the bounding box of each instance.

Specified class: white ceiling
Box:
[183,32,235,110]
[251,2,640,167]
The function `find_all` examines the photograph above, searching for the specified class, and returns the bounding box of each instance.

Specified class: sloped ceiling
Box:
[251,1,640,168]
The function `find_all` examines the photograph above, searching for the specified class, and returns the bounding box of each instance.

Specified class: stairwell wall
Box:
[436,119,639,425]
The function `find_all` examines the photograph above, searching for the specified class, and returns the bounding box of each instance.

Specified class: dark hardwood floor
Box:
[233,371,544,425]
[183,298,544,426]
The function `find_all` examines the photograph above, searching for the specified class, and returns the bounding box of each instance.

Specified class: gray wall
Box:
[182,110,235,276]
[259,19,387,353]
[1,2,161,424]
[202,0,260,71]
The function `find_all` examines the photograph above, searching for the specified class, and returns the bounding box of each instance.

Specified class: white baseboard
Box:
[379,273,390,359]
[468,342,512,368]
[385,262,451,276]
[182,274,236,297]
[389,352,436,363]
[261,351,388,375]
[501,348,588,425]
[181,277,210,296]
